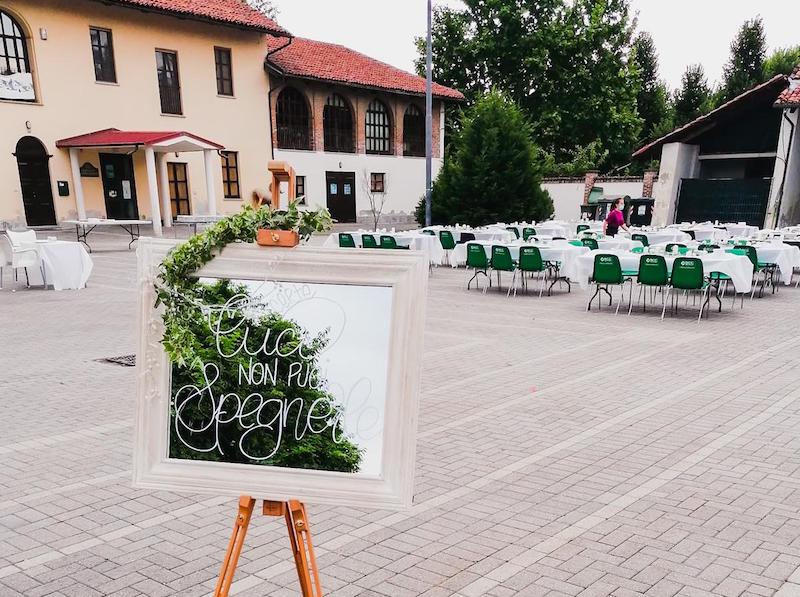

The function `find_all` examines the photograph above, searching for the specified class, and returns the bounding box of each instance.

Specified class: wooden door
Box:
[15,136,56,226]
[167,162,190,217]
[325,171,356,223]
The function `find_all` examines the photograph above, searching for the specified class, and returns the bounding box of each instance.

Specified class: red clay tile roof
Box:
[97,0,288,35]
[775,65,800,107]
[56,128,224,149]
[266,37,465,101]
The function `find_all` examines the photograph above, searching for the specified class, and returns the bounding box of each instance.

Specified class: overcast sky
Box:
[271,0,798,91]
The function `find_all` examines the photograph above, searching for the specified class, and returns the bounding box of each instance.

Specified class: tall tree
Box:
[415,0,641,173]
[246,0,277,19]
[719,17,767,103]
[763,46,800,79]
[674,65,711,127]
[415,91,553,226]
[632,32,670,143]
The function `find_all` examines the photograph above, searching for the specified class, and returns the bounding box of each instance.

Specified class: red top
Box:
[606,209,625,229]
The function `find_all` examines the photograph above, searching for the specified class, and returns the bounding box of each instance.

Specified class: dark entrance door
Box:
[15,137,56,226]
[325,171,356,223]
[100,153,139,220]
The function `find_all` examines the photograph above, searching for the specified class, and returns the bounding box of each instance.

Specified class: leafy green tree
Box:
[246,0,278,18]
[674,65,711,127]
[632,32,671,143]
[763,46,800,79]
[719,17,767,104]
[415,0,641,173]
[415,91,553,226]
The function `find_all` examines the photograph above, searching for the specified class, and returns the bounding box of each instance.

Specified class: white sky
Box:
[271,0,799,91]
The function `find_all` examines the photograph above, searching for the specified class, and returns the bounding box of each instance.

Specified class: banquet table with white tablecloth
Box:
[22,240,93,290]
[324,231,445,265]
[573,249,754,293]
[631,230,692,245]
[450,240,590,280]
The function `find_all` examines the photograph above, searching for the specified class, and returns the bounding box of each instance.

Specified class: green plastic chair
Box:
[338,233,356,248]
[465,243,490,291]
[587,254,635,314]
[490,245,517,296]
[629,255,668,315]
[631,247,644,254]
[380,235,408,249]
[506,227,521,239]
[665,243,686,253]
[438,230,456,265]
[522,227,537,241]
[518,246,548,297]
[631,233,649,247]
[582,238,599,250]
[577,224,590,234]
[361,234,378,249]
[667,257,709,322]
[736,244,775,298]
[568,240,583,246]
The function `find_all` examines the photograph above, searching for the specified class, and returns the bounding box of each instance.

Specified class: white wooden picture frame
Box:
[134,238,428,510]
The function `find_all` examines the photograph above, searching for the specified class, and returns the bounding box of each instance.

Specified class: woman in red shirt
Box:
[603,198,630,237]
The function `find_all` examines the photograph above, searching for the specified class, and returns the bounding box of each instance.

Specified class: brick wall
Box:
[269,76,442,158]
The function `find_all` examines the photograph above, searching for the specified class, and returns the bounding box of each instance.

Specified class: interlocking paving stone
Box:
[2,228,800,595]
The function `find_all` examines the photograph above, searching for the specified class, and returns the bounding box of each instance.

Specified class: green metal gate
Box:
[676,178,772,226]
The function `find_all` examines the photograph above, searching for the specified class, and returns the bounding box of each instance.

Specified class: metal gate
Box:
[675,178,771,227]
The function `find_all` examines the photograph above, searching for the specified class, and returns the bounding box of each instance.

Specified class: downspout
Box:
[772,109,796,228]
[265,36,293,161]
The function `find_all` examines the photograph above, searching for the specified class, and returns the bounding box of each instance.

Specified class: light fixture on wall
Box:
[25,121,32,132]
[338,161,342,169]
[39,28,47,40]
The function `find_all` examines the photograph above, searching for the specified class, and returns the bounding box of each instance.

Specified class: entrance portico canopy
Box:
[56,128,225,236]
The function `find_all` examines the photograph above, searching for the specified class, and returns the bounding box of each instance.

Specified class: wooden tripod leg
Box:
[214,496,256,597]
[285,500,323,597]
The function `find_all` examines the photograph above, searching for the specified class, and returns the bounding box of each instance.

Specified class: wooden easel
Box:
[214,495,323,597]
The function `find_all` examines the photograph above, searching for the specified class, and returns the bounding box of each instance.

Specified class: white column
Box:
[203,149,218,216]
[156,153,173,228]
[68,148,87,220]
[144,146,163,237]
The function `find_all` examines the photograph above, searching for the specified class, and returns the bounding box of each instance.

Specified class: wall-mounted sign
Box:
[57,181,70,197]
[0,72,34,101]
[79,162,99,177]
[134,240,428,510]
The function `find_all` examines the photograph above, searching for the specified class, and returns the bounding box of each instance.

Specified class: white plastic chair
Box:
[2,230,44,289]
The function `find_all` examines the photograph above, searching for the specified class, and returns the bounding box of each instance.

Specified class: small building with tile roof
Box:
[632,69,800,228]
[265,36,464,225]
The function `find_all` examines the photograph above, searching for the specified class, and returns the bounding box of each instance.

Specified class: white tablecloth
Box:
[530,222,571,238]
[24,240,93,290]
[632,230,692,245]
[753,243,800,284]
[723,224,758,238]
[597,238,644,251]
[679,227,728,241]
[324,231,445,265]
[574,249,753,292]
[451,240,590,280]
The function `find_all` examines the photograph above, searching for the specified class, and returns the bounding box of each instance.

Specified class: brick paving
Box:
[1,228,800,596]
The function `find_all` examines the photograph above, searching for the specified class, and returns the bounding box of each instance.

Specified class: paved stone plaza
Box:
[2,229,800,597]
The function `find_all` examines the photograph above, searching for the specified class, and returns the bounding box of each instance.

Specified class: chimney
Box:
[583,170,599,204]
[642,169,658,198]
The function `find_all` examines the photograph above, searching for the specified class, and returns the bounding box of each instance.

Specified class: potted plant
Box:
[254,200,333,247]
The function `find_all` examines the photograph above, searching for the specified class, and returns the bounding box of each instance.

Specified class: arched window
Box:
[323,94,354,153]
[365,99,391,155]
[0,10,34,101]
[403,104,425,157]
[276,87,311,150]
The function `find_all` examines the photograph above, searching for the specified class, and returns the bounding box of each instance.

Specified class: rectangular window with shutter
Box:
[221,151,240,199]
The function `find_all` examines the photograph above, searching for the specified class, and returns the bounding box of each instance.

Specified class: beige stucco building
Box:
[0,0,286,233]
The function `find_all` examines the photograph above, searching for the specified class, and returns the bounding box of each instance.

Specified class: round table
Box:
[22,240,93,290]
